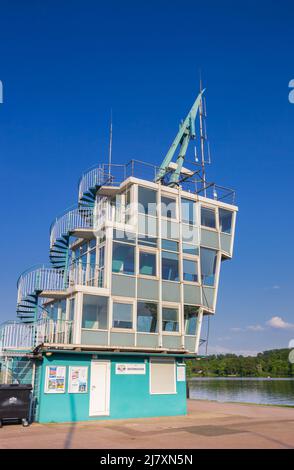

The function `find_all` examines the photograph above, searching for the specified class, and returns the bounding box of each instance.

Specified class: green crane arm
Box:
[155,89,205,185]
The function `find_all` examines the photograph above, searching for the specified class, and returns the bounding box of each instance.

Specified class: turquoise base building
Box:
[36,352,187,423]
[0,91,237,423]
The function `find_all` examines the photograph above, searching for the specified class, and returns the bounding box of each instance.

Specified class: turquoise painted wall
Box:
[37,353,187,423]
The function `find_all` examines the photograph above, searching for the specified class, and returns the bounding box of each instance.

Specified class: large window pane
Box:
[181,198,195,224]
[138,235,157,247]
[113,229,136,244]
[139,251,156,276]
[137,302,158,333]
[162,251,179,281]
[113,302,133,329]
[82,295,108,329]
[162,239,178,251]
[112,242,135,275]
[48,302,59,321]
[162,307,179,332]
[138,187,157,216]
[219,209,233,234]
[182,243,199,256]
[200,247,217,286]
[183,259,198,282]
[184,305,199,335]
[201,207,216,229]
[69,298,75,321]
[161,196,177,219]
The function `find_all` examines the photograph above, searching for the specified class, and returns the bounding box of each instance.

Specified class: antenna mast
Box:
[199,78,206,196]
[108,109,113,178]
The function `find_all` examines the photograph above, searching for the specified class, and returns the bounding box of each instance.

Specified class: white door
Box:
[89,361,110,416]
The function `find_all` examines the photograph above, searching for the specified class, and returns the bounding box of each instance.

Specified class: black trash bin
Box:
[0,384,32,427]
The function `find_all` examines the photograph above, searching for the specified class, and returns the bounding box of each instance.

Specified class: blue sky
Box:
[0,0,293,355]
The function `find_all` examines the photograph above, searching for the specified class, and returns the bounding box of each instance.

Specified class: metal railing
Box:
[17,266,66,303]
[0,321,34,350]
[0,319,74,351]
[69,262,104,288]
[79,159,236,205]
[78,167,114,201]
[50,207,94,248]
[36,318,73,345]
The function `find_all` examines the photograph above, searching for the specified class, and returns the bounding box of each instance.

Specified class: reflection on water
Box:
[189,378,294,406]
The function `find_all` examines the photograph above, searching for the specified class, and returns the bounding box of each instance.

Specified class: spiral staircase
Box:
[16,266,65,322]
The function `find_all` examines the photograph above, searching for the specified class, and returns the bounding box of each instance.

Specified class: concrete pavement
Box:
[0,400,293,449]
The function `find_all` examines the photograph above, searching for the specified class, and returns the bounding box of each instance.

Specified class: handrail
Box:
[78,159,237,204]
[50,207,94,248]
[17,266,65,303]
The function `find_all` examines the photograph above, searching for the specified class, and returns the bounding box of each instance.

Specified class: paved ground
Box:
[0,400,294,449]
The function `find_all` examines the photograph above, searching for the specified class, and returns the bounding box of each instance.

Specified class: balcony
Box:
[0,319,73,351]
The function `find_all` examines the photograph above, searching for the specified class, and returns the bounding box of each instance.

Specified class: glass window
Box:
[99,246,105,268]
[161,195,177,219]
[200,247,217,286]
[137,302,158,333]
[183,258,198,283]
[201,207,216,229]
[69,298,75,321]
[59,299,66,321]
[182,243,199,256]
[89,239,96,249]
[162,251,179,281]
[82,295,108,329]
[219,209,233,234]
[138,235,157,247]
[48,302,58,321]
[161,239,178,251]
[138,187,157,216]
[139,251,156,276]
[126,188,131,207]
[80,242,88,255]
[89,249,96,267]
[113,302,133,329]
[162,307,179,332]
[112,242,135,275]
[181,198,195,225]
[184,305,199,335]
[113,229,136,244]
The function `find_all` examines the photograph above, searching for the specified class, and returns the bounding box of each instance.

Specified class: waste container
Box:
[0,384,32,427]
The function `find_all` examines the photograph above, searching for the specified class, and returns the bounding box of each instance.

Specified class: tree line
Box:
[186,349,294,377]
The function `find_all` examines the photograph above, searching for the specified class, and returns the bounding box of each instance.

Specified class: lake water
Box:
[188,378,294,406]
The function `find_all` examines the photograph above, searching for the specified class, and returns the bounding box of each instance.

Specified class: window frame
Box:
[184,305,199,336]
[112,240,136,276]
[182,255,200,284]
[200,205,218,231]
[160,193,178,221]
[81,294,109,331]
[137,246,158,279]
[181,197,196,225]
[136,301,158,334]
[111,297,136,332]
[218,207,233,234]
[161,302,181,335]
[138,185,158,217]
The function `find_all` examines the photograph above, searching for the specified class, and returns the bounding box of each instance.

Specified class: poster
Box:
[68,366,88,393]
[45,366,66,393]
[115,363,146,375]
[177,365,186,382]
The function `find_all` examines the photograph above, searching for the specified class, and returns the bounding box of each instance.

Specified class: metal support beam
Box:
[155,90,204,184]
[195,308,204,354]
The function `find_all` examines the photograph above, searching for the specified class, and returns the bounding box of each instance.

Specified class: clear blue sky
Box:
[0,0,293,355]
